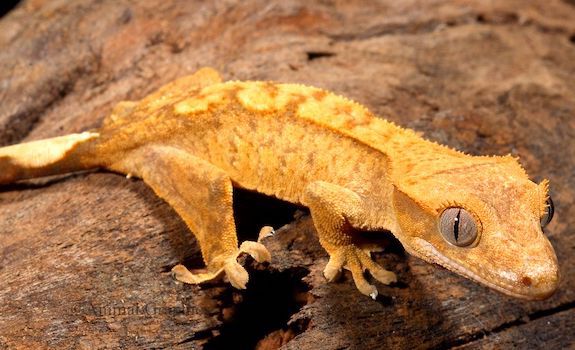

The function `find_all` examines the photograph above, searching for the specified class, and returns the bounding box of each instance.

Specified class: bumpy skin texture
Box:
[0,67,559,300]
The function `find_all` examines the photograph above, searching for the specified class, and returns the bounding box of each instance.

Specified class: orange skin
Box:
[0,68,559,299]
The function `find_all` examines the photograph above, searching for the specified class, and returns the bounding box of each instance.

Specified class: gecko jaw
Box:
[411,239,558,300]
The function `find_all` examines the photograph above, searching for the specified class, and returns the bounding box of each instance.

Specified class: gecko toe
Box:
[347,254,378,298]
[323,251,345,282]
[358,253,397,285]
[171,264,222,284]
[224,260,249,289]
[371,269,397,285]
[257,226,275,242]
[323,263,342,282]
[239,240,271,263]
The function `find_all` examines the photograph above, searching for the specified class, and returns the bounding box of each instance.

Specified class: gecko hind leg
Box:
[304,181,397,299]
[110,145,270,289]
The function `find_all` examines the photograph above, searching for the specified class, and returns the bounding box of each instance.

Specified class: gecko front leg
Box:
[304,181,397,299]
[110,145,270,289]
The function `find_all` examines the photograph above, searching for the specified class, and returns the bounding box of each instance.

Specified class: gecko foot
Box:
[172,240,271,290]
[171,256,251,289]
[323,245,397,299]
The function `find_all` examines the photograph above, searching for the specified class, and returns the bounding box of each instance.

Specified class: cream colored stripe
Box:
[0,132,99,168]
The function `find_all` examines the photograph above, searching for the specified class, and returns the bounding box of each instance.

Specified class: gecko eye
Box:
[439,208,478,247]
[540,197,554,228]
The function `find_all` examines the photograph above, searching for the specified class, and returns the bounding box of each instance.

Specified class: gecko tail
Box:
[0,132,102,185]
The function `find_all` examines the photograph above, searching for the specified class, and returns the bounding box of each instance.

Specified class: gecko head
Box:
[391,154,560,300]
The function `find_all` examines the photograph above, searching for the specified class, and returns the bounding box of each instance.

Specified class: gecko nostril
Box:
[521,276,532,287]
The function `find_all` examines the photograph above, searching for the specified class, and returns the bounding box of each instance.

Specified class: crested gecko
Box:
[0,67,559,300]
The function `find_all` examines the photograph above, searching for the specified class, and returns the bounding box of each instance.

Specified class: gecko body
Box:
[0,68,559,300]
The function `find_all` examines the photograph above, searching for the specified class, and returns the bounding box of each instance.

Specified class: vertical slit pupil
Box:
[453,209,461,242]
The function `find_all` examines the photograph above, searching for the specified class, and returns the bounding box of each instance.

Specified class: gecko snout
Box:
[517,260,560,300]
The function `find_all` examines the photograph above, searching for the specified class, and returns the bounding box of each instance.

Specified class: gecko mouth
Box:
[409,239,558,300]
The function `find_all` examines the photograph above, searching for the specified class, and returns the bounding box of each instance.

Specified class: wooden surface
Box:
[1,1,574,349]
